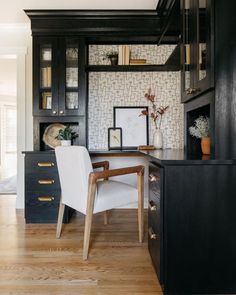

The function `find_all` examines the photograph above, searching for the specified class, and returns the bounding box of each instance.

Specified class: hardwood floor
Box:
[0,196,162,295]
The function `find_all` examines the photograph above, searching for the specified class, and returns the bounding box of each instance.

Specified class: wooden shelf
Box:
[86,64,180,72]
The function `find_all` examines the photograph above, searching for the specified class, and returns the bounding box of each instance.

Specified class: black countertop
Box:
[22,149,236,165]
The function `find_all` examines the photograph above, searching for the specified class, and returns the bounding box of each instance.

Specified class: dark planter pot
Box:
[109,56,118,65]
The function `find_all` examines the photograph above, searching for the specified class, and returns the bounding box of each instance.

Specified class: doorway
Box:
[0,55,17,194]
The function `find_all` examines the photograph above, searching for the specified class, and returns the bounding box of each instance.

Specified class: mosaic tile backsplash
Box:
[88,45,184,150]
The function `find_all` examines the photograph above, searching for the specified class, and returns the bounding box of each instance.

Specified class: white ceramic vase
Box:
[60,140,71,146]
[153,129,163,149]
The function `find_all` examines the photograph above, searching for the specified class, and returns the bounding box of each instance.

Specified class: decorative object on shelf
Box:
[189,116,210,155]
[66,67,78,87]
[42,92,52,109]
[66,47,78,60]
[66,92,79,109]
[55,125,78,146]
[114,106,148,150]
[104,51,118,65]
[141,88,169,149]
[42,123,65,149]
[41,48,52,61]
[108,127,122,150]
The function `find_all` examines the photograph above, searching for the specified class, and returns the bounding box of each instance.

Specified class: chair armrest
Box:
[89,165,144,184]
[92,161,109,170]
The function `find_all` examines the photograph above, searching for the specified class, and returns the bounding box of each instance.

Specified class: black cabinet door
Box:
[58,38,86,117]
[33,37,59,116]
[181,0,214,103]
[33,36,87,117]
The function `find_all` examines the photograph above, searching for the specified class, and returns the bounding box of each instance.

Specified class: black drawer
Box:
[25,154,58,174]
[25,190,73,223]
[25,172,60,191]
[149,164,161,196]
[148,221,163,284]
[148,198,161,234]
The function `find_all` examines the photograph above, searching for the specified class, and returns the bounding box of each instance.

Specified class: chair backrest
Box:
[55,146,93,214]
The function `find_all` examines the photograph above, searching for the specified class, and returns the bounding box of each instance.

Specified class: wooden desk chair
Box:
[55,146,144,260]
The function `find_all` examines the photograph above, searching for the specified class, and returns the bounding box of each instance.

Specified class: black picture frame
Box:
[108,127,122,150]
[113,106,149,150]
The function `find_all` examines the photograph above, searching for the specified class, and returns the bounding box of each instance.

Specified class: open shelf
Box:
[86,64,180,72]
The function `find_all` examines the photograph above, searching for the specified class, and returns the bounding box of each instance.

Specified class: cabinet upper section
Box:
[25,9,180,44]
[33,37,87,117]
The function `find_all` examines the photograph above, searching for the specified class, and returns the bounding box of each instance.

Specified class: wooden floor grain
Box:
[0,196,162,295]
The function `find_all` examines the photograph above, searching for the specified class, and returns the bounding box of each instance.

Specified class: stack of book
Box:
[118,45,130,65]
[129,59,147,65]
[41,67,51,88]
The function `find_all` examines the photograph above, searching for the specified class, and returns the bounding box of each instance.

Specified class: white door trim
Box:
[0,46,27,208]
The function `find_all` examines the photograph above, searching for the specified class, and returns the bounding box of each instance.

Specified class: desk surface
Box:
[23,149,236,165]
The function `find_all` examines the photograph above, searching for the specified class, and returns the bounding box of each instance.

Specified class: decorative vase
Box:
[201,137,210,155]
[153,129,163,149]
[60,140,71,146]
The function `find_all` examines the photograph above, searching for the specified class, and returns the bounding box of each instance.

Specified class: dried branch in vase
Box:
[140,88,169,129]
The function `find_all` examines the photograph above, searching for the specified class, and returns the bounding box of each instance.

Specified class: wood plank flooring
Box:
[0,196,162,295]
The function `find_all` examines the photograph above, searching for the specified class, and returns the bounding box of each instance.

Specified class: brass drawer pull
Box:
[38,197,54,202]
[149,200,157,211]
[38,162,55,167]
[149,174,160,182]
[38,180,55,185]
[148,227,157,240]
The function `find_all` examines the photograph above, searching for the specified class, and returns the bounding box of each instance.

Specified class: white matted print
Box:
[114,106,148,149]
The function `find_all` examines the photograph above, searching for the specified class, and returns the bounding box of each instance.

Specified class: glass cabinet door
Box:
[58,39,81,116]
[195,0,212,90]
[181,0,194,102]
[33,37,58,116]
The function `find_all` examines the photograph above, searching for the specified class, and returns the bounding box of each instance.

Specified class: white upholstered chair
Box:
[55,146,144,260]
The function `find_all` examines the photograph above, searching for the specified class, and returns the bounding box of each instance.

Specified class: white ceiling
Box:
[0,0,158,24]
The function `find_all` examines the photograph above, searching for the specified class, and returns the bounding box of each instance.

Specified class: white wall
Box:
[0,28,33,208]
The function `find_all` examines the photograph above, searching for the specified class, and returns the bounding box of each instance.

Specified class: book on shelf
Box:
[41,67,52,88]
[118,45,130,65]
[129,59,147,65]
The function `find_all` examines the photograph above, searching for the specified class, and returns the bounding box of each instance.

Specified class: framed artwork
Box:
[108,127,122,150]
[114,106,149,150]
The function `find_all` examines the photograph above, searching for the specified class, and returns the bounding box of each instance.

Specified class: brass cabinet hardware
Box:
[38,180,55,185]
[148,227,157,240]
[59,110,64,114]
[38,196,54,202]
[149,200,157,211]
[52,110,57,114]
[149,173,160,182]
[37,162,55,167]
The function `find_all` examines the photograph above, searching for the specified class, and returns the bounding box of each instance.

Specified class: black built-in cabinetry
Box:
[147,153,236,295]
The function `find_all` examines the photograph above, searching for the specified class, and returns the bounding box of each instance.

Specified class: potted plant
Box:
[140,88,169,149]
[104,51,118,65]
[55,125,78,146]
[189,116,210,155]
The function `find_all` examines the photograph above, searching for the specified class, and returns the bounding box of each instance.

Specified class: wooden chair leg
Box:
[103,210,109,225]
[56,200,65,239]
[137,173,144,243]
[83,182,96,260]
